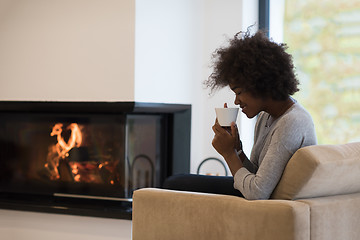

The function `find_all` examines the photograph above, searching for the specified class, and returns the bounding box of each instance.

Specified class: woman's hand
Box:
[212,119,238,159]
[212,119,244,175]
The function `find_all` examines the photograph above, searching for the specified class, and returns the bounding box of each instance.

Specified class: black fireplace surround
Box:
[0,101,191,219]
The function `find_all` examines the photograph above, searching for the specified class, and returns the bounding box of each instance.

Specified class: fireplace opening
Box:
[0,101,191,219]
[1,113,128,198]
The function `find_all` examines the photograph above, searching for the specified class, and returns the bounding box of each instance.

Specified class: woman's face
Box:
[229,83,266,119]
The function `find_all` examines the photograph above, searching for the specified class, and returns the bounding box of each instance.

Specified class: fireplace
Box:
[0,101,191,219]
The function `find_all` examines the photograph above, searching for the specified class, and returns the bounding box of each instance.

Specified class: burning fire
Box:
[44,123,118,185]
[51,123,82,158]
[45,123,82,180]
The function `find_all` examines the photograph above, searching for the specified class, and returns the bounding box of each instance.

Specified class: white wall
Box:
[269,0,285,43]
[0,0,135,101]
[135,0,202,105]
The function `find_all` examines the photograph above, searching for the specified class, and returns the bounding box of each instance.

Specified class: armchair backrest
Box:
[271,142,360,200]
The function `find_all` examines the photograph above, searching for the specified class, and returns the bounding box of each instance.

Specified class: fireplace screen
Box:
[0,112,163,200]
[126,115,163,196]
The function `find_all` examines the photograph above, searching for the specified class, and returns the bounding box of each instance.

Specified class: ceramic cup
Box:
[215,108,239,127]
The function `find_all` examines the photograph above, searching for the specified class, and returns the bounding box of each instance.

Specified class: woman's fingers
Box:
[231,122,237,136]
[212,121,223,134]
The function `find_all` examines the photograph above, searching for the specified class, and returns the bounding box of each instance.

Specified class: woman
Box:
[164,29,317,200]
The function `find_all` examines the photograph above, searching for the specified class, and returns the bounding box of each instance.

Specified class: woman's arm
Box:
[212,117,258,176]
[234,113,314,200]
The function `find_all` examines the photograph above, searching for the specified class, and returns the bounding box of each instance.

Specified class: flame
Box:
[44,123,118,184]
[50,123,82,159]
[71,165,79,175]
[45,123,82,180]
[74,175,81,182]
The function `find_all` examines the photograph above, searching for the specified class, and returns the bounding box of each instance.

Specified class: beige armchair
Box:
[132,142,360,240]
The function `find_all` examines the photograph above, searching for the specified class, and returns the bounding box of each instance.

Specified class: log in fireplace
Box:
[0,101,191,219]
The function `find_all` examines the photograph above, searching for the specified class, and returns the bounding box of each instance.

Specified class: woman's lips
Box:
[240,105,246,112]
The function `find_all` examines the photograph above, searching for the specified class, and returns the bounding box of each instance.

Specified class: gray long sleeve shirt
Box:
[234,101,317,200]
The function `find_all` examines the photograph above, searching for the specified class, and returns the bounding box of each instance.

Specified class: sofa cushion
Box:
[271,142,360,200]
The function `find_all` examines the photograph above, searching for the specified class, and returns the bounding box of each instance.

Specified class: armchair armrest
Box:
[132,188,310,240]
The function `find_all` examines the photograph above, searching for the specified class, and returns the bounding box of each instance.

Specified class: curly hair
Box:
[205,29,299,101]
